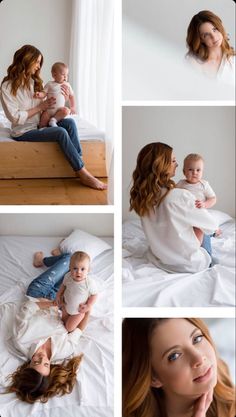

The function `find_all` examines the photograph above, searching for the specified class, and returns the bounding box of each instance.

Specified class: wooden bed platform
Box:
[0,140,107,179]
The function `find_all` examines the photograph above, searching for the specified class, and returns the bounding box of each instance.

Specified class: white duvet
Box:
[123,210,235,307]
[0,235,113,417]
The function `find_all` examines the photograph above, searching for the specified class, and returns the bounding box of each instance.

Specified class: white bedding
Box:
[122,212,235,307]
[0,235,113,417]
[0,111,104,142]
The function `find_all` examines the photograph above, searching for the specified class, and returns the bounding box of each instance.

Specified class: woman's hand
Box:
[61,84,70,101]
[193,389,213,417]
[39,97,56,111]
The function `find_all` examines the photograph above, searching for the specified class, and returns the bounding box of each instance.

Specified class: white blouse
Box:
[0,80,41,137]
[141,188,218,273]
[9,297,82,363]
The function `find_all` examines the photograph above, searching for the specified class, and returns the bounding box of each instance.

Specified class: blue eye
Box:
[168,352,181,362]
[193,334,203,344]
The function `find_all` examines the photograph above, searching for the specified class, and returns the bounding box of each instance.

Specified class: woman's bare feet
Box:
[51,247,62,256]
[33,251,44,267]
[76,167,107,190]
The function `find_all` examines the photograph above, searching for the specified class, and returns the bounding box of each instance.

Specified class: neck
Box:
[165,391,200,417]
[207,47,222,61]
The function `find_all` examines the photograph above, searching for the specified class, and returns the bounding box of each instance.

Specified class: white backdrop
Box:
[122,106,235,219]
[123,0,235,100]
[0,0,72,87]
[0,214,114,237]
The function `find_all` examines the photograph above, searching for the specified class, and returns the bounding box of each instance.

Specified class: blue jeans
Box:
[13,118,84,171]
[201,234,212,257]
[26,254,71,300]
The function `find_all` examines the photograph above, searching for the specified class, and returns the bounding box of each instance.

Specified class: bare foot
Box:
[214,228,222,237]
[76,168,107,190]
[33,251,44,267]
[51,247,62,256]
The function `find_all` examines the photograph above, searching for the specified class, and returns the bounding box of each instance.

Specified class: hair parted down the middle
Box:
[129,142,175,217]
[5,354,83,403]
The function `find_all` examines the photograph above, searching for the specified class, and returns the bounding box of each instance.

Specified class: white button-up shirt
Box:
[9,297,82,363]
[0,80,41,137]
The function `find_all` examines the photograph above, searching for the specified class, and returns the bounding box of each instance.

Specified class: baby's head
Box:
[183,153,204,184]
[51,62,68,84]
[70,251,90,282]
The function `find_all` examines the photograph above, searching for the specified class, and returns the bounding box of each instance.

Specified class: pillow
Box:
[59,229,111,260]
[208,209,233,226]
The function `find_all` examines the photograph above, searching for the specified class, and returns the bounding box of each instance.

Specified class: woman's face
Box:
[199,22,223,49]
[150,319,217,398]
[30,347,50,376]
[169,152,178,177]
[30,55,42,75]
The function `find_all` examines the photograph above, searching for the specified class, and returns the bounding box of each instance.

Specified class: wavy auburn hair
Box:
[1,44,44,96]
[186,10,235,61]
[122,318,235,417]
[129,142,175,217]
[5,354,83,403]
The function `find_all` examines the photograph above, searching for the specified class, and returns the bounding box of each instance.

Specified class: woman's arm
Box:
[27,97,56,119]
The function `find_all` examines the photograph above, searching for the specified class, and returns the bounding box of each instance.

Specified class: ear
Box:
[151,375,163,388]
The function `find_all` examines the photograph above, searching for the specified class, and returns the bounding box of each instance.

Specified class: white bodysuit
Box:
[141,188,218,273]
[63,273,98,315]
[176,179,216,202]
[44,81,74,116]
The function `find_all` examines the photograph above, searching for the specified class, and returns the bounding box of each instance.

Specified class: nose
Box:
[191,350,205,368]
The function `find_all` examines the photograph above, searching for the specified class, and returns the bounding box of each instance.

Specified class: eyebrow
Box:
[161,327,199,358]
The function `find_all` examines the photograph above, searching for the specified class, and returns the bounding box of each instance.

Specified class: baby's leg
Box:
[193,227,203,244]
[65,312,85,333]
[39,111,51,128]
[53,107,71,121]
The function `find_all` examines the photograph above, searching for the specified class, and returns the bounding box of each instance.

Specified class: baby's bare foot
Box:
[33,251,44,267]
[214,228,222,237]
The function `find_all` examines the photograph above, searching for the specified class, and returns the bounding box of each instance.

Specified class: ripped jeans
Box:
[26,254,71,300]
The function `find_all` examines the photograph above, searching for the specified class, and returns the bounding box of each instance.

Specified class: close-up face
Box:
[30,348,50,376]
[199,22,223,49]
[183,159,203,184]
[169,152,178,177]
[70,258,90,282]
[150,319,217,398]
[53,67,69,83]
[29,55,42,75]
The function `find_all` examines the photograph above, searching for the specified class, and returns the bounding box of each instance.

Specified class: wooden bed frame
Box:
[0,140,107,179]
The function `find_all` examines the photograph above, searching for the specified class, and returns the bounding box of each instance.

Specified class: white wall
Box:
[123,106,235,219]
[123,0,235,100]
[0,0,72,90]
[0,214,114,237]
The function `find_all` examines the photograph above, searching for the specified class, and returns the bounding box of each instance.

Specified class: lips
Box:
[193,366,212,383]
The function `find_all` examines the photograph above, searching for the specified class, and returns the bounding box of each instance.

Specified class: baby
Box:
[35,62,76,128]
[177,153,221,241]
[56,251,98,333]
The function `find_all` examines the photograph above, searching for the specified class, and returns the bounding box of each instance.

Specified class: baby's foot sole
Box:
[33,251,44,267]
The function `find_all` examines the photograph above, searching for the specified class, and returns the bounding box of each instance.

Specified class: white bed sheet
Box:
[122,214,235,307]
[0,111,104,142]
[0,235,113,417]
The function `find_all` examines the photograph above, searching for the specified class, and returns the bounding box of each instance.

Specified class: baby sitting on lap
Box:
[56,251,98,333]
[35,62,76,128]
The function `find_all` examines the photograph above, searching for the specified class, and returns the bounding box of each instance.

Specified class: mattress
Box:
[0,235,113,417]
[0,111,105,142]
[122,210,235,307]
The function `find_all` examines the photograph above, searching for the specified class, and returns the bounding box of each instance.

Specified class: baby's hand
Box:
[79,303,90,313]
[34,91,46,99]
[195,200,205,209]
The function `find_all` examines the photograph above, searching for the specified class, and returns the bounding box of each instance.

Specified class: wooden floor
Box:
[0,178,108,205]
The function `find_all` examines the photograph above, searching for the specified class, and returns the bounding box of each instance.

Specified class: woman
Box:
[5,251,89,403]
[186,10,235,84]
[122,318,235,417]
[0,44,106,190]
[129,142,218,273]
